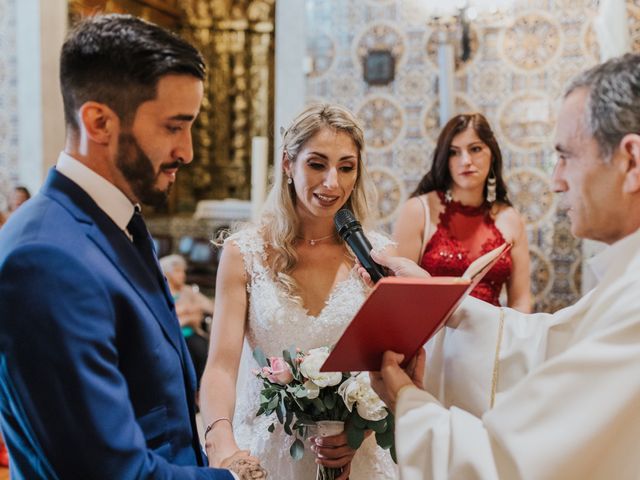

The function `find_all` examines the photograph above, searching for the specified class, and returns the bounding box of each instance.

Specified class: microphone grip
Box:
[345,231,387,283]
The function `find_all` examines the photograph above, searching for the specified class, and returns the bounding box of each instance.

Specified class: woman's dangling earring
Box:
[444,189,453,203]
[287,177,292,185]
[486,169,497,203]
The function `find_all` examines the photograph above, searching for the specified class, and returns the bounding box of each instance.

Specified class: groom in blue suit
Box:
[0,14,259,479]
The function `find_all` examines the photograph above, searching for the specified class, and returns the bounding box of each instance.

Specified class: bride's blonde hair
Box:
[259,103,377,298]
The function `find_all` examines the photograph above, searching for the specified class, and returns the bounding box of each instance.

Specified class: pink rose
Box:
[267,357,294,385]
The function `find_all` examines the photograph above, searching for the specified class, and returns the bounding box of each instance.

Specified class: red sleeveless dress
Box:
[420,191,512,306]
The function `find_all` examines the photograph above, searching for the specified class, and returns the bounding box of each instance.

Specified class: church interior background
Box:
[0,0,635,312]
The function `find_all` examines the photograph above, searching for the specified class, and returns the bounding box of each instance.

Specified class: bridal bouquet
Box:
[253,346,395,479]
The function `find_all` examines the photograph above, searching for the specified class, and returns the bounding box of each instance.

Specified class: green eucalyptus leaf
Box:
[375,428,394,449]
[351,412,367,429]
[390,444,397,463]
[256,406,265,416]
[367,418,388,433]
[268,396,279,411]
[268,423,275,433]
[283,348,293,366]
[312,397,326,413]
[284,409,294,435]
[346,425,365,449]
[290,438,305,461]
[276,399,286,424]
[324,393,336,410]
[253,347,268,368]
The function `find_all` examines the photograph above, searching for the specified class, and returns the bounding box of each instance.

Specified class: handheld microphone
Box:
[334,209,387,283]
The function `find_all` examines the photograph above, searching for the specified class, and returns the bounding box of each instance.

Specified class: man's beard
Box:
[116,132,179,207]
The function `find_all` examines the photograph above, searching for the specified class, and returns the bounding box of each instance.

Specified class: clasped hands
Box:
[218,450,267,479]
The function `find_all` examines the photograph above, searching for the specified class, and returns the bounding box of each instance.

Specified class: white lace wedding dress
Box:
[228,227,398,479]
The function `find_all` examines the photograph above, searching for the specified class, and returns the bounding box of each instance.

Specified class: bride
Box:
[199,103,398,479]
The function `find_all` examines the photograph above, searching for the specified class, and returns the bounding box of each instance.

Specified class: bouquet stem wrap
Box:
[315,421,345,480]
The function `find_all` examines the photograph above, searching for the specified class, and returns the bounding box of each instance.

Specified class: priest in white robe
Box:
[369,53,640,480]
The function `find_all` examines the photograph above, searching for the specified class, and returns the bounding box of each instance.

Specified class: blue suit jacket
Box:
[0,169,232,479]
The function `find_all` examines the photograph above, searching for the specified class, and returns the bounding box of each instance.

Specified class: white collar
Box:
[56,152,136,233]
[588,227,640,282]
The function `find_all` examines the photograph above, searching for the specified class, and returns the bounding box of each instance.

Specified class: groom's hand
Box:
[370,349,426,412]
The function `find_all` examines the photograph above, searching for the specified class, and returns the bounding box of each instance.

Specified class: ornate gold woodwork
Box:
[67,0,276,211]
[180,0,275,205]
[68,0,180,28]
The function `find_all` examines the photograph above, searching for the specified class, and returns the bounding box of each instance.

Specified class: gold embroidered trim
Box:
[490,308,505,409]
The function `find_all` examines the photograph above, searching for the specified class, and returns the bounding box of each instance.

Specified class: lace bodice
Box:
[228,226,398,479]
[421,191,512,306]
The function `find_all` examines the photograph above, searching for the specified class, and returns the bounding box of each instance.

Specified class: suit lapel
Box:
[42,169,184,359]
[86,223,184,355]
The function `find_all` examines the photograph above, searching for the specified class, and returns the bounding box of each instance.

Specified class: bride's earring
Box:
[486,169,497,203]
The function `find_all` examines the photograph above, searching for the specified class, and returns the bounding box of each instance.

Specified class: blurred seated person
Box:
[160,254,213,386]
[1,186,31,228]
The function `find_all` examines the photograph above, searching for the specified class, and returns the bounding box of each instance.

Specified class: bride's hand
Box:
[310,432,356,480]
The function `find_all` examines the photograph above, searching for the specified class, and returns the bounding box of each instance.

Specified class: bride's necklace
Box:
[297,232,336,246]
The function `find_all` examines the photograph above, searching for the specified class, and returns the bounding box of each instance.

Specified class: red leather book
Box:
[320,243,512,372]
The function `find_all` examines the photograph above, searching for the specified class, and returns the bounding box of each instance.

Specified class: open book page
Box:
[462,242,512,280]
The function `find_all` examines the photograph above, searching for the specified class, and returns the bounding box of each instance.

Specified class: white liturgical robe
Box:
[395,227,640,480]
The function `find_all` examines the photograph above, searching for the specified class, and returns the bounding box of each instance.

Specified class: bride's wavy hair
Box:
[260,103,377,298]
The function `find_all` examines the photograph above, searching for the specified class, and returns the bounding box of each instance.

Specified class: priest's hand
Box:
[357,250,429,287]
[370,349,426,412]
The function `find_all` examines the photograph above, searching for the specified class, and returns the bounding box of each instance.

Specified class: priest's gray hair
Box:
[565,53,640,161]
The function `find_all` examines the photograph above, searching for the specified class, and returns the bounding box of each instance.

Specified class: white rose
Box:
[340,373,388,421]
[299,347,342,388]
[337,376,360,412]
[356,394,387,421]
[303,380,320,399]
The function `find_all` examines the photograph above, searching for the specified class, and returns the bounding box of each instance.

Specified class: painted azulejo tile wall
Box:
[0,0,19,211]
[303,0,636,312]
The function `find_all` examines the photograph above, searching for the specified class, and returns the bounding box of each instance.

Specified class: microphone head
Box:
[334,209,360,238]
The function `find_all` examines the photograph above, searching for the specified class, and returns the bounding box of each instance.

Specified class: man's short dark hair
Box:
[60,14,205,132]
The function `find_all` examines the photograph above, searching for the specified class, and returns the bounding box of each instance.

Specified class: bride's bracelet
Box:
[204,417,232,440]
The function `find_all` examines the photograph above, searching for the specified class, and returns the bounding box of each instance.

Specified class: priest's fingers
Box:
[406,348,426,389]
[369,371,388,406]
[380,351,417,409]
[356,263,374,287]
[371,250,428,279]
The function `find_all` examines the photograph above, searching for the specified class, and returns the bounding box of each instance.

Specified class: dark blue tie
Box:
[127,209,162,280]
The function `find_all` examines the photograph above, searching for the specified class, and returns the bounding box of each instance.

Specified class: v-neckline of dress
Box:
[283,265,358,319]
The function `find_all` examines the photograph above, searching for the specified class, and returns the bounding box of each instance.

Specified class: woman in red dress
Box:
[394,113,531,311]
